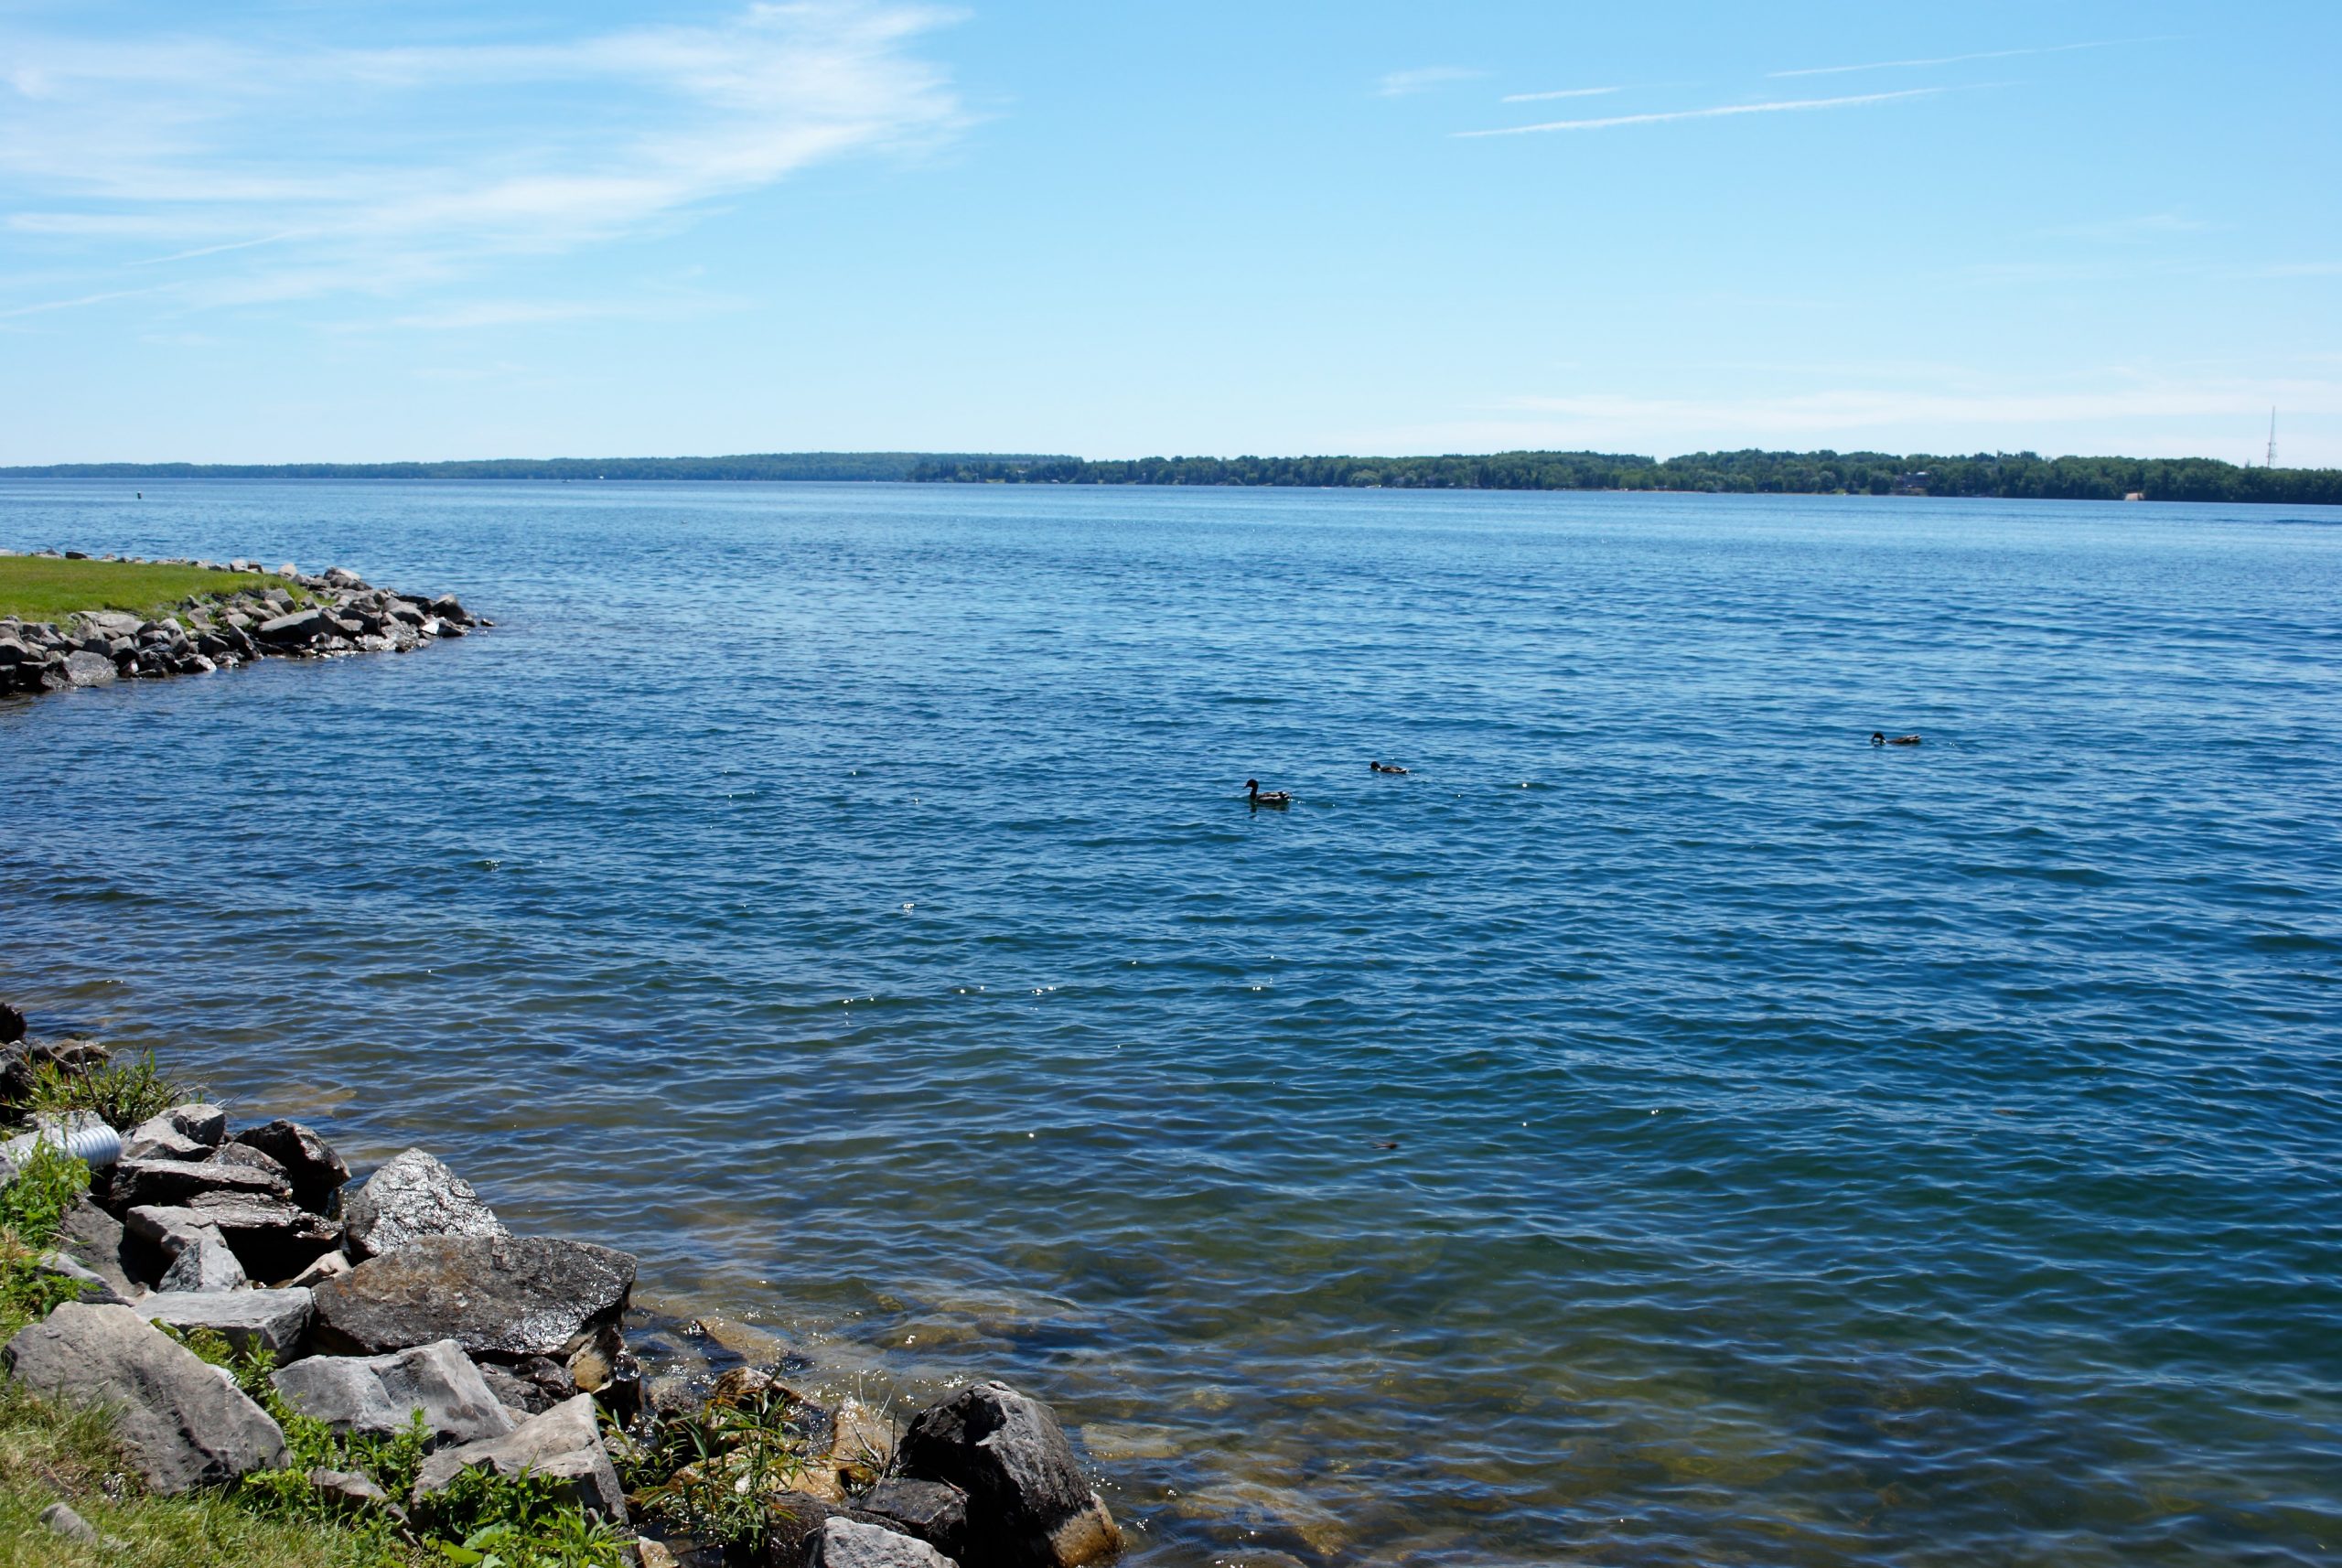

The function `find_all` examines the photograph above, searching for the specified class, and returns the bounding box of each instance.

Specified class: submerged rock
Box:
[4,1302,285,1493]
[311,1235,636,1359]
[341,1148,507,1258]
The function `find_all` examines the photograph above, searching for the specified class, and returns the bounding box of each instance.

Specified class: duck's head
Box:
[1870,732,1885,745]
[1245,779,1260,791]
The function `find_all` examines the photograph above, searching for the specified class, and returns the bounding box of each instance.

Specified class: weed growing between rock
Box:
[24,1051,190,1132]
[612,1377,815,1556]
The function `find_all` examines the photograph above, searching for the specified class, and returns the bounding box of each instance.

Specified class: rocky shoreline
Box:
[0,549,484,697]
[0,1009,1126,1568]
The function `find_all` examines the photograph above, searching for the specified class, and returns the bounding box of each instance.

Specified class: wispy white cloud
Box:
[0,285,175,319]
[1769,37,2169,79]
[2045,212,2213,242]
[1459,88,1941,137]
[0,2,968,319]
[388,296,739,331]
[1377,66,1484,97]
[1499,86,1621,103]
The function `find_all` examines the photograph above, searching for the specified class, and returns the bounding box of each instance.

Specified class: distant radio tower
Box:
[2266,407,2278,468]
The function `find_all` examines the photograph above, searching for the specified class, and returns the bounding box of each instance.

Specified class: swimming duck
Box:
[1245,779,1292,807]
[1871,732,1923,746]
[1370,760,1409,775]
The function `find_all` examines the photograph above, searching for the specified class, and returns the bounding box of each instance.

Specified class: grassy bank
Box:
[0,557,306,625]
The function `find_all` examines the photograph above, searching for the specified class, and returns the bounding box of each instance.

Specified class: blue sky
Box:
[3,0,2337,465]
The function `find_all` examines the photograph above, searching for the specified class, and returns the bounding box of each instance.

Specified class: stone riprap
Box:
[0,1006,1127,1568]
[0,551,484,698]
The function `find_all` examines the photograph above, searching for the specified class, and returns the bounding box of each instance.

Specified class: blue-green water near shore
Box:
[3,480,2337,1565]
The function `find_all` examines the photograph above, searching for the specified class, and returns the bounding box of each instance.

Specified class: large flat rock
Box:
[311,1235,635,1359]
[109,1155,292,1210]
[3,1302,285,1494]
[272,1339,516,1445]
[142,1288,314,1357]
[413,1393,626,1523]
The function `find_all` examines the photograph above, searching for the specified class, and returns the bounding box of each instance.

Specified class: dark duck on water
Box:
[1245,779,1292,807]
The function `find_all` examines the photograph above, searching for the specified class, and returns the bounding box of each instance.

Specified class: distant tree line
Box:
[0,453,1073,482]
[11,448,2336,503]
[908,449,2342,505]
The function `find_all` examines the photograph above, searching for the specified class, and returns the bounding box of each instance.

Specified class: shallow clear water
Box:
[4,480,2339,1566]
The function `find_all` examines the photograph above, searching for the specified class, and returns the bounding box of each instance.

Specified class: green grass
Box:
[0,557,306,626]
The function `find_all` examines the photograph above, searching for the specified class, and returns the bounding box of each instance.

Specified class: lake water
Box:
[3,480,2338,1566]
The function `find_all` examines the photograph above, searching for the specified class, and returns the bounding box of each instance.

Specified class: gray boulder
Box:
[232,1119,349,1212]
[3,1302,285,1493]
[820,1519,960,1568]
[109,1155,292,1210]
[157,1228,249,1293]
[256,608,327,644]
[892,1382,1123,1568]
[272,1339,515,1445]
[341,1149,506,1259]
[478,1363,553,1416]
[311,1236,635,1359]
[143,1287,314,1357]
[413,1393,626,1523]
[857,1479,972,1563]
[62,650,116,686]
[134,1102,227,1149]
[124,1101,230,1162]
[126,1192,341,1280]
[79,611,141,639]
[306,1467,410,1527]
[55,1196,142,1298]
[33,1249,131,1306]
[39,1500,102,1544]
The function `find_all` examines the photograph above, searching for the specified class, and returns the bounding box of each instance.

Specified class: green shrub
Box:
[614,1381,811,1555]
[0,1144,95,1337]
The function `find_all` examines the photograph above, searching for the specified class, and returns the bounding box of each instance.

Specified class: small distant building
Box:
[2122,490,2145,502]
[1890,470,1931,496]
